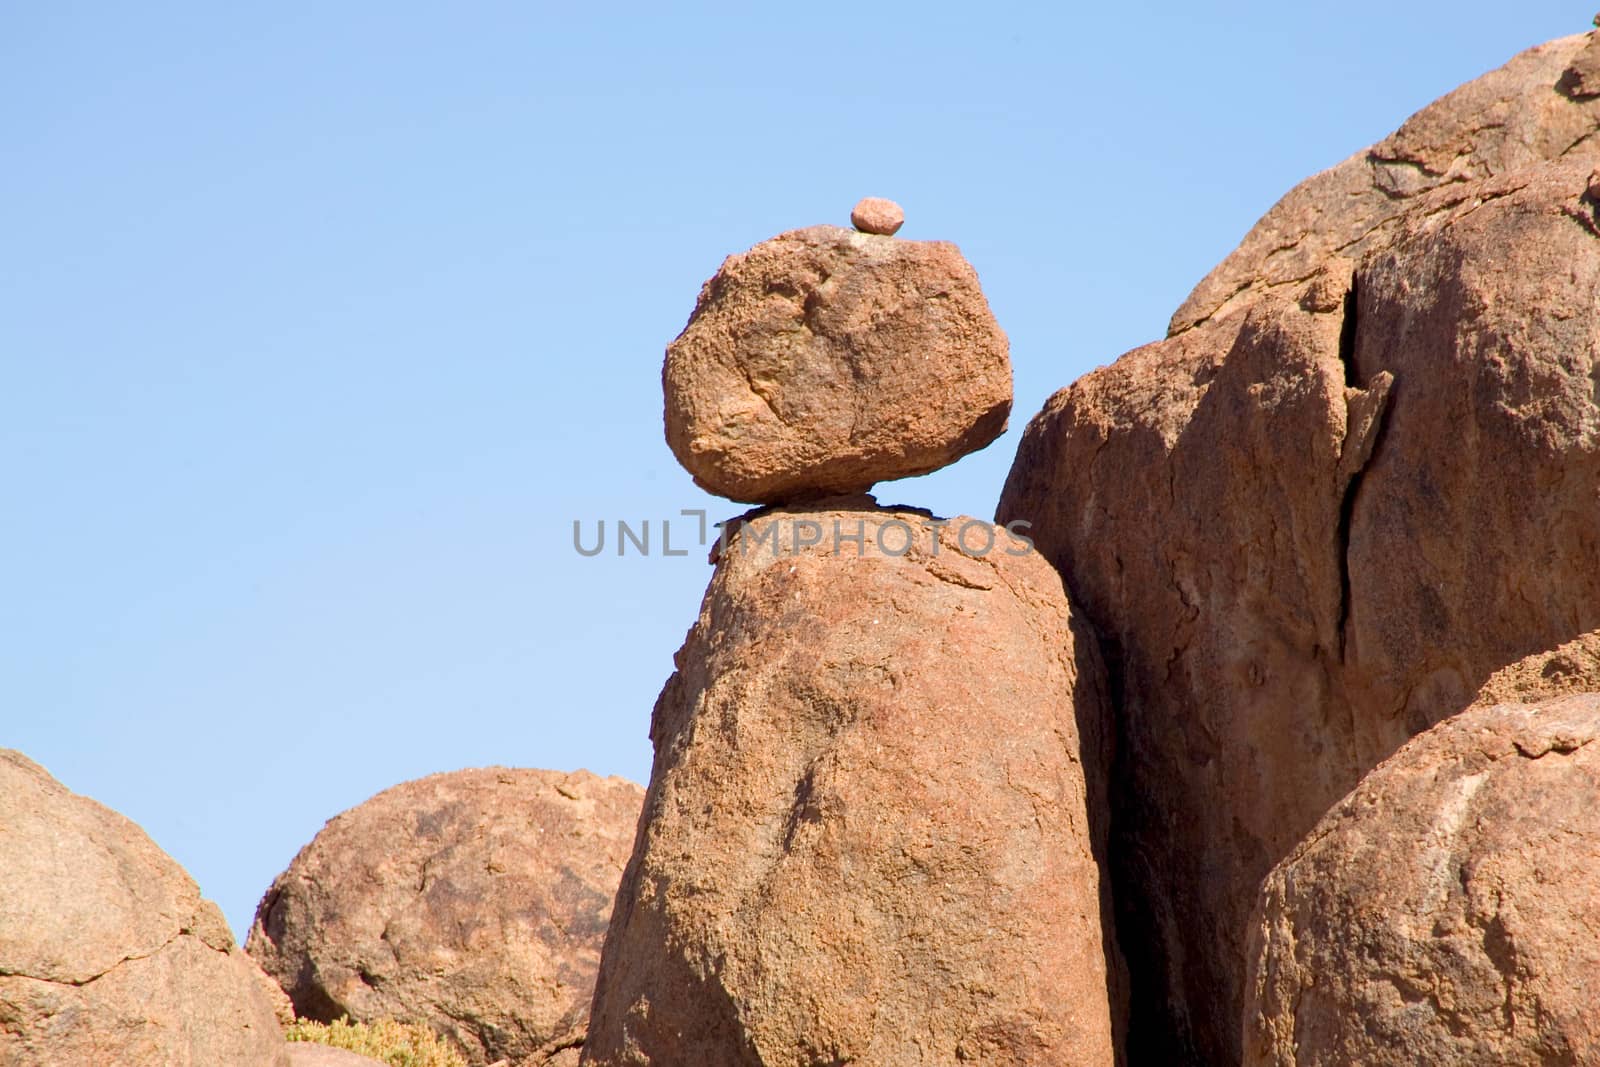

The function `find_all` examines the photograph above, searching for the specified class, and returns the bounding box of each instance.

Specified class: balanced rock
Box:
[0,750,289,1067]
[998,34,1600,1065]
[584,502,1121,1066]
[849,196,904,235]
[248,768,643,1067]
[1244,693,1600,1065]
[663,225,1011,503]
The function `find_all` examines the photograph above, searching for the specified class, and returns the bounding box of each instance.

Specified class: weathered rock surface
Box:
[248,768,644,1067]
[850,196,905,235]
[1472,629,1600,709]
[1243,694,1600,1066]
[663,225,1011,503]
[1172,31,1600,334]
[285,1045,393,1067]
[997,34,1600,1066]
[0,750,289,1067]
[253,957,298,1027]
[583,502,1121,1067]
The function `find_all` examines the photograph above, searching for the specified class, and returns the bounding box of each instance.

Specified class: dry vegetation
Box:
[284,1017,469,1067]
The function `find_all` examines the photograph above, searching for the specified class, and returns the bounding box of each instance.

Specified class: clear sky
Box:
[3,3,1586,938]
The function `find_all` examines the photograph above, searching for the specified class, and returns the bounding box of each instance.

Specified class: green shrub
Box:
[284,1017,469,1067]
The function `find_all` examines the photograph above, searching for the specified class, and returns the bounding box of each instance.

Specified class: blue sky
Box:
[3,3,1585,937]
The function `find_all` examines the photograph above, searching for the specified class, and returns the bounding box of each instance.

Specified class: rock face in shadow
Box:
[663,225,1011,503]
[0,750,289,1067]
[248,768,643,1067]
[1243,694,1600,1066]
[583,503,1122,1067]
[997,31,1600,1066]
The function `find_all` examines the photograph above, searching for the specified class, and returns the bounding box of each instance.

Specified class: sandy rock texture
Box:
[1472,629,1600,709]
[285,1045,392,1067]
[663,225,1010,503]
[248,768,643,1067]
[0,750,289,1067]
[1244,694,1600,1066]
[997,31,1600,1065]
[583,502,1121,1066]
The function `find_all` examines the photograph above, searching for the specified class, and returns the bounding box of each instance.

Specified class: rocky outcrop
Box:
[583,503,1121,1066]
[1171,32,1600,334]
[248,768,643,1066]
[1472,629,1600,709]
[663,224,1011,503]
[997,31,1600,1065]
[0,750,289,1067]
[1243,693,1600,1065]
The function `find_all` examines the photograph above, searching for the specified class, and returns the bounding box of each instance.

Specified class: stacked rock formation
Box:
[662,200,1012,503]
[585,200,1123,1065]
[0,750,289,1067]
[18,29,1600,1067]
[997,27,1600,1067]
[248,768,643,1067]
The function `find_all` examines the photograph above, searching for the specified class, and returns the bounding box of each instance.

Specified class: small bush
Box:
[284,1017,469,1067]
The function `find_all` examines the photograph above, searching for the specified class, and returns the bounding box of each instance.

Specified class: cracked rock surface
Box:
[584,502,1121,1066]
[663,225,1011,503]
[0,749,289,1067]
[1243,693,1600,1066]
[247,768,643,1067]
[996,33,1600,1067]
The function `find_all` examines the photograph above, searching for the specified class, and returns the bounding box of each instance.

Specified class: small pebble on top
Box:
[850,197,904,236]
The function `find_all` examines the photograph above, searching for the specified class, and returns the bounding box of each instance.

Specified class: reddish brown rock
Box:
[1473,631,1600,709]
[1172,33,1600,335]
[998,39,1600,1066]
[583,503,1121,1066]
[0,750,289,1067]
[663,225,1011,503]
[247,768,643,1067]
[251,957,297,1028]
[1243,694,1600,1066]
[1560,29,1600,99]
[849,196,905,235]
[286,1046,392,1067]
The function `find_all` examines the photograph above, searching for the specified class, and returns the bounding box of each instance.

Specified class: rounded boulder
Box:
[663,225,1011,503]
[1244,694,1600,1065]
[248,767,643,1066]
[0,750,289,1067]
